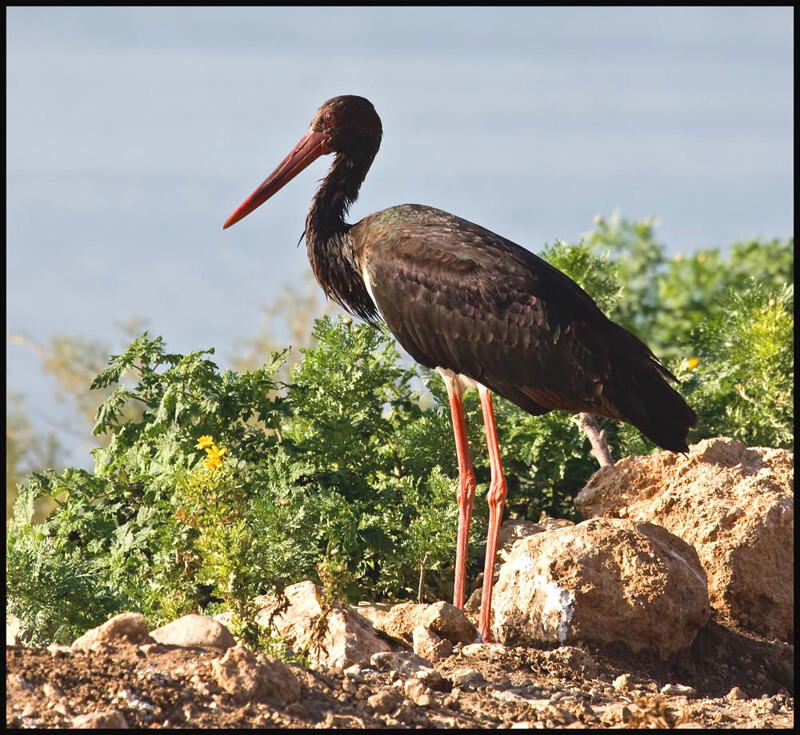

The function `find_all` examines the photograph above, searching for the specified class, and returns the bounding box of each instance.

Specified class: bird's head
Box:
[310,95,382,154]
[223,95,381,230]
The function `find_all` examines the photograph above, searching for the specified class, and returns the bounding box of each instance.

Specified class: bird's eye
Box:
[323,110,338,126]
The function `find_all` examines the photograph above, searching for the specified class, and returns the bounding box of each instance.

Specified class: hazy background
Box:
[6,7,794,467]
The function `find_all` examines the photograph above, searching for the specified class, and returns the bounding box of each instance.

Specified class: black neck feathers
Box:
[305,145,380,324]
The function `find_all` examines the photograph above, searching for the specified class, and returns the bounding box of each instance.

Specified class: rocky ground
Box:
[6,613,793,729]
[7,438,793,728]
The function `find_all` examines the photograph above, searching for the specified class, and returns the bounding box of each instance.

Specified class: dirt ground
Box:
[5,612,793,729]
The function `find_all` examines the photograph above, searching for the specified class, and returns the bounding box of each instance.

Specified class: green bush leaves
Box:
[7,221,793,647]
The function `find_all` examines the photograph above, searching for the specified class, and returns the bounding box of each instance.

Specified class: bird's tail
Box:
[600,324,698,453]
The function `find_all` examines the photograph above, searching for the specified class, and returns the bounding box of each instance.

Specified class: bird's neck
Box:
[305,148,380,323]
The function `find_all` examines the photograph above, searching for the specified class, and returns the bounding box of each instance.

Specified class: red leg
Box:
[477,386,508,643]
[441,370,477,610]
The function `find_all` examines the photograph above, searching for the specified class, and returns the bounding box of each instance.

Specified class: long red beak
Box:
[222,129,331,229]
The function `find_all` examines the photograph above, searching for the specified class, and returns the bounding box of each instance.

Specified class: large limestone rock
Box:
[254,581,396,670]
[467,517,575,613]
[575,438,794,643]
[492,518,710,658]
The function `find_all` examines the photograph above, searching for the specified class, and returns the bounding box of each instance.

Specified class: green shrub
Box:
[7,221,793,646]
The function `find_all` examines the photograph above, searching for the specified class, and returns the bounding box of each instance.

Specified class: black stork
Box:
[223,95,697,643]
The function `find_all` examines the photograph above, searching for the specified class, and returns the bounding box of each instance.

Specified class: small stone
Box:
[613,673,631,692]
[370,651,435,678]
[577,700,596,719]
[52,702,69,716]
[209,645,301,705]
[413,624,453,662]
[416,667,448,691]
[71,710,129,729]
[727,686,747,701]
[9,673,34,691]
[601,703,632,725]
[544,647,599,678]
[450,668,486,688]
[546,704,575,725]
[46,644,74,656]
[404,678,434,707]
[493,689,528,704]
[255,581,393,670]
[462,642,508,657]
[660,683,697,698]
[371,600,478,645]
[761,699,779,714]
[44,681,64,700]
[343,664,365,681]
[367,690,402,715]
[443,693,460,709]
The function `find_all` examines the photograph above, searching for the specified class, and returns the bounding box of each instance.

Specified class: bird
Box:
[223,95,697,643]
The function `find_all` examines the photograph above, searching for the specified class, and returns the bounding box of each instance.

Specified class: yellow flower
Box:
[686,357,700,371]
[205,445,227,462]
[203,444,227,472]
[195,435,214,450]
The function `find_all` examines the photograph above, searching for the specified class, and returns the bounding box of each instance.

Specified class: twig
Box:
[579,413,615,467]
[417,551,431,604]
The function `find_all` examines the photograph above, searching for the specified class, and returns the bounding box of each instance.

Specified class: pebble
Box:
[660,683,698,698]
[451,668,487,688]
[416,667,447,691]
[576,700,596,719]
[46,644,75,656]
[343,664,365,681]
[367,690,402,716]
[44,681,65,700]
[21,704,38,718]
[462,642,508,657]
[492,689,529,704]
[71,710,129,729]
[116,688,156,712]
[613,673,631,692]
[760,699,779,714]
[413,625,453,662]
[726,686,747,701]
[370,651,435,678]
[404,678,434,707]
[10,674,34,691]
